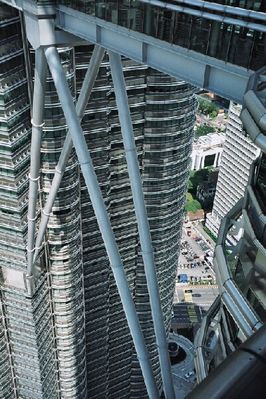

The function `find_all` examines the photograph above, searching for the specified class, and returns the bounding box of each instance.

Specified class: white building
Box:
[206,102,260,237]
[191,132,225,170]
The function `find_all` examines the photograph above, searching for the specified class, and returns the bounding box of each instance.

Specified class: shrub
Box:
[195,124,215,137]
[198,98,219,117]
[185,193,202,213]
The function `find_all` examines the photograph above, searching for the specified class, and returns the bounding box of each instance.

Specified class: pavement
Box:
[175,284,219,311]
[195,222,216,250]
[172,222,220,397]
[178,222,217,286]
[188,285,219,310]
[179,223,214,269]
[178,263,215,281]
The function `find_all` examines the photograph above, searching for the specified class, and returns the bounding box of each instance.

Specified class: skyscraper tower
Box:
[0,6,58,398]
[1,1,265,398]
[206,102,260,238]
[0,3,197,398]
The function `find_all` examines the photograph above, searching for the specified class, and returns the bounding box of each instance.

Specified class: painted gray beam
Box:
[2,0,253,102]
[26,48,46,295]
[109,51,175,399]
[44,45,159,399]
[221,292,253,338]
[56,5,251,104]
[33,45,105,265]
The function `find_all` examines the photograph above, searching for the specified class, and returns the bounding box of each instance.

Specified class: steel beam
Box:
[109,51,175,399]
[56,5,251,104]
[33,45,105,265]
[44,45,159,399]
[26,48,46,295]
[1,0,253,102]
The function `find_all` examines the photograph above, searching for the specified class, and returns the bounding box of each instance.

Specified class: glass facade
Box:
[75,50,196,397]
[40,45,88,398]
[0,2,197,398]
[0,4,30,271]
[0,5,58,399]
[1,1,265,398]
[59,0,266,70]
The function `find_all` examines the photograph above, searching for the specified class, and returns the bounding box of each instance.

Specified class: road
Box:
[175,284,219,311]
[195,222,216,250]
[178,223,216,284]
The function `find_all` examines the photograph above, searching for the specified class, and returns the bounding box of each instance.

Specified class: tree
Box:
[188,169,210,195]
[185,193,202,213]
[195,124,215,137]
[198,98,219,117]
[210,110,218,119]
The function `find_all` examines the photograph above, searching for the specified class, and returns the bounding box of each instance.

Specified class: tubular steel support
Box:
[44,45,159,399]
[221,292,252,338]
[187,324,266,399]
[26,48,46,293]
[33,45,105,265]
[109,51,175,399]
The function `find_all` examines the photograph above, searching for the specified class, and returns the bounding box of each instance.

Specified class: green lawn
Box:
[185,192,202,213]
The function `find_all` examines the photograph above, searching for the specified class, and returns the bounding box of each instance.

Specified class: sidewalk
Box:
[176,283,218,289]
[195,222,216,249]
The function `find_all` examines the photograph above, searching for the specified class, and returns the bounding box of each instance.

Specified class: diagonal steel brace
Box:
[44,45,159,399]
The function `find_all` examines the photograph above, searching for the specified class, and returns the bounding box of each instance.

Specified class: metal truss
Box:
[32,45,105,266]
[2,0,266,396]
[1,0,255,104]
[55,5,254,104]
[241,67,266,153]
[43,44,163,399]
[22,36,179,397]
[189,324,266,399]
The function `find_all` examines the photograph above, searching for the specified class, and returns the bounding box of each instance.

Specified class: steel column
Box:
[33,45,105,265]
[220,308,235,353]
[26,48,46,290]
[44,46,159,399]
[221,292,252,338]
[109,51,175,399]
[224,280,261,329]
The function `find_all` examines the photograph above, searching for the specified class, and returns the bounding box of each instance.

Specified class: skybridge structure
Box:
[0,1,265,399]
